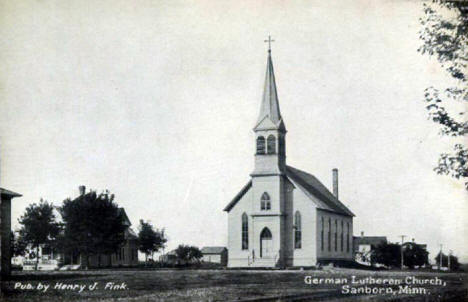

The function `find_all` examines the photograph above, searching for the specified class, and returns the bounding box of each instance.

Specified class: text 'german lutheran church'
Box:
[224,46,355,268]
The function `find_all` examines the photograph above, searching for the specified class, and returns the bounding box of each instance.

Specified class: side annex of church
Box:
[223,47,355,268]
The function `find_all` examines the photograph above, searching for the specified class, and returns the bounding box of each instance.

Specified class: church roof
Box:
[223,166,354,217]
[223,180,252,212]
[285,166,355,217]
[254,51,285,132]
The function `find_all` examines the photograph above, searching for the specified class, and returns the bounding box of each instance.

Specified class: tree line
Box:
[12,189,167,269]
[370,242,460,270]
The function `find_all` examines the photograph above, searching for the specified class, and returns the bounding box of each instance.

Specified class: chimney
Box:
[332,168,339,198]
[78,185,86,196]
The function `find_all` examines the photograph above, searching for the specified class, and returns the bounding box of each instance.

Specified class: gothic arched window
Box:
[261,192,271,210]
[242,213,248,250]
[267,135,276,154]
[294,211,302,249]
[328,218,331,251]
[346,222,350,252]
[256,136,265,154]
[334,220,338,252]
[321,217,324,251]
[341,220,344,252]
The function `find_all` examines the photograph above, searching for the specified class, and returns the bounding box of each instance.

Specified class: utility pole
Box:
[399,235,406,269]
[448,250,452,271]
[439,244,443,269]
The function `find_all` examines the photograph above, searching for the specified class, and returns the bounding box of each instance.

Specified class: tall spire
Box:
[255,47,285,131]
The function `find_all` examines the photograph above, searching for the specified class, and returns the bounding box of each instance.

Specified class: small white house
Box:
[201,247,227,266]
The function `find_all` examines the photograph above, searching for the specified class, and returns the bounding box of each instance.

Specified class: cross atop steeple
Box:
[264,35,275,53]
[254,41,285,133]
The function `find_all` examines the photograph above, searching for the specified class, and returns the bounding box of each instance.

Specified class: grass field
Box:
[1,269,467,301]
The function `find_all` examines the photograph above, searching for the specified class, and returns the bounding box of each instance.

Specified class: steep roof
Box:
[201,246,227,254]
[285,166,354,217]
[223,166,354,217]
[118,208,131,226]
[223,180,252,212]
[0,188,22,198]
[125,227,138,240]
[254,51,285,132]
[354,236,387,247]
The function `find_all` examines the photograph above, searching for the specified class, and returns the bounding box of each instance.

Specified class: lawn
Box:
[1,269,467,301]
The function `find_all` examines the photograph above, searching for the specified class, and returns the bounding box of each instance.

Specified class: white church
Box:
[224,46,355,268]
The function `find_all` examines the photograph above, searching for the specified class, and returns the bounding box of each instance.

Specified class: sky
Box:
[1,0,467,262]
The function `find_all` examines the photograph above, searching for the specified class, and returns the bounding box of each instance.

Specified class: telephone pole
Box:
[448,250,452,271]
[439,244,443,269]
[399,235,406,269]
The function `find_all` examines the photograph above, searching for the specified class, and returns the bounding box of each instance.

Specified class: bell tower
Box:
[252,43,286,176]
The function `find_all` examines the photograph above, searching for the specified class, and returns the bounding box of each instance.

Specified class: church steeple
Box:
[254,49,286,132]
[252,42,287,176]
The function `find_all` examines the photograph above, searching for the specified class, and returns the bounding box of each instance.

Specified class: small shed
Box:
[201,246,227,266]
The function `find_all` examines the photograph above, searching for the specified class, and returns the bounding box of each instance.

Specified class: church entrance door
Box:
[260,228,273,258]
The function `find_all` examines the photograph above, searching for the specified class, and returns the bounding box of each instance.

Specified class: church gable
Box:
[223,181,252,212]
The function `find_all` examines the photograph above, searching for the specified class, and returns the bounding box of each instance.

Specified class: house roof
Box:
[0,188,22,198]
[402,242,427,250]
[285,166,354,217]
[201,246,227,254]
[223,166,354,217]
[125,227,138,240]
[118,208,131,226]
[354,236,387,246]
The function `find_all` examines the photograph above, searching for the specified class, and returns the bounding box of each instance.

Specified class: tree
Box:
[371,242,401,268]
[418,1,468,188]
[10,231,27,258]
[137,220,167,264]
[59,190,126,269]
[403,244,429,269]
[175,244,203,265]
[434,252,460,270]
[18,199,61,270]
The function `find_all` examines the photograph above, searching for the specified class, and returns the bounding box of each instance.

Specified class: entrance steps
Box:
[250,257,276,267]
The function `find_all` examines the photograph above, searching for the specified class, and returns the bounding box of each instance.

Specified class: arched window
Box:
[341,220,344,252]
[328,218,331,251]
[260,192,271,210]
[346,222,350,252]
[242,213,248,250]
[334,220,338,252]
[267,135,276,154]
[256,136,265,154]
[294,211,302,249]
[321,217,324,251]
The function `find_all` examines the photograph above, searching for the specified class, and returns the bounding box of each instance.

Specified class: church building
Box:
[224,46,355,268]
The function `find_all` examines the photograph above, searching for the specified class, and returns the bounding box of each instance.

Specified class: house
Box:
[201,246,227,266]
[402,239,429,267]
[353,232,387,266]
[62,186,139,268]
[159,250,178,265]
[1,188,22,277]
[223,46,355,268]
